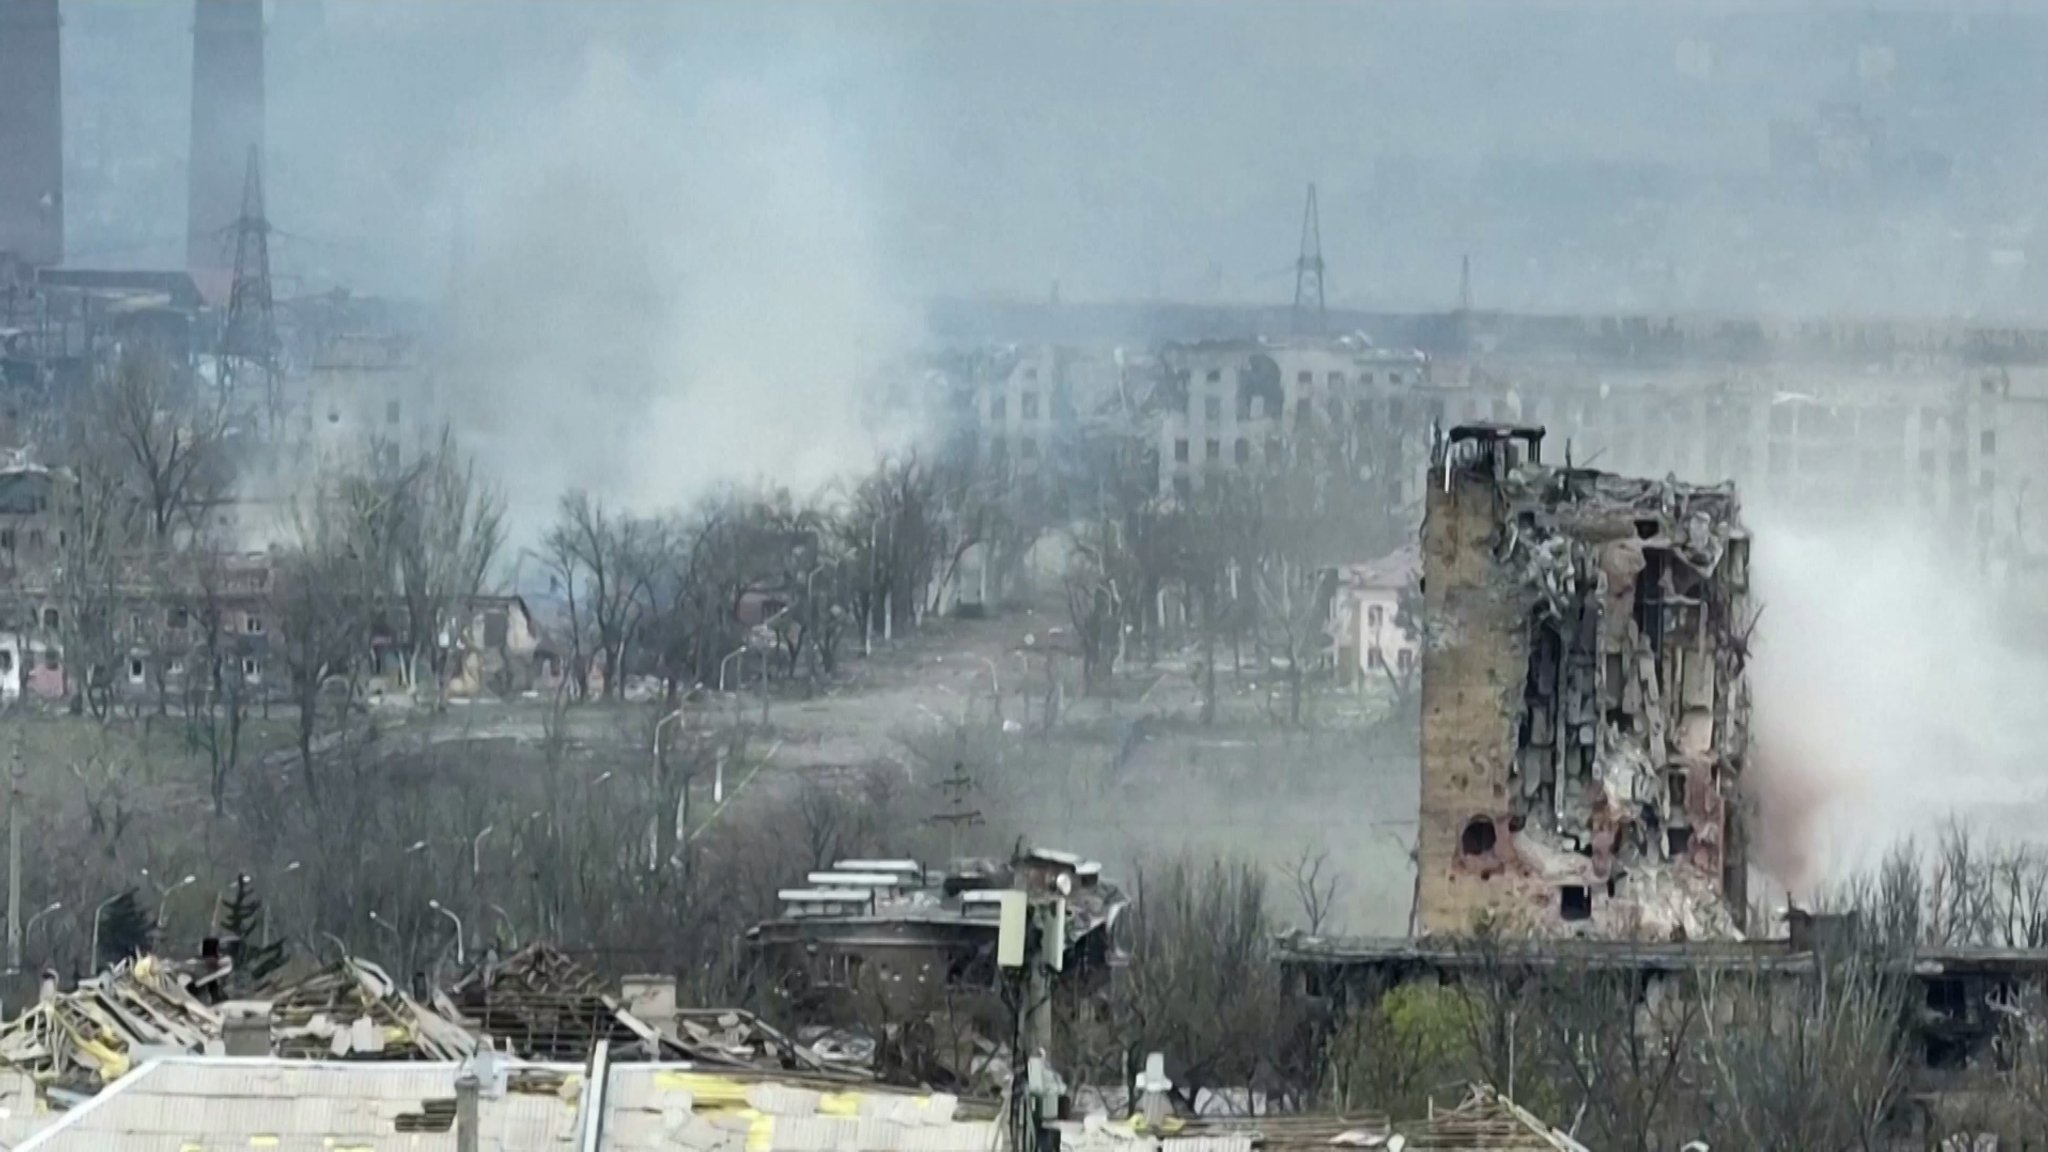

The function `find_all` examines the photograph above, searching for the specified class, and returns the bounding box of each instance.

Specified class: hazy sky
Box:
[56,1,2048,316]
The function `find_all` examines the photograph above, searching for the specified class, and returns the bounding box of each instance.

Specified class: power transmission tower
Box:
[1292,182,1326,334]
[219,145,279,427]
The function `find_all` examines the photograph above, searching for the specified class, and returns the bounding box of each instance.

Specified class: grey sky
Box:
[58,1,2048,315]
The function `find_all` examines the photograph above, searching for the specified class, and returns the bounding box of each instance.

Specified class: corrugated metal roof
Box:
[16,1058,588,1151]
[22,1058,1007,1152]
[0,1069,56,1150]
[604,1066,998,1152]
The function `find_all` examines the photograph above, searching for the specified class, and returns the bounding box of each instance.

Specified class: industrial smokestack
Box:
[0,0,64,270]
[188,0,266,276]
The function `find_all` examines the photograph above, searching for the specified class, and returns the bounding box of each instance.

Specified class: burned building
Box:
[1418,424,1753,939]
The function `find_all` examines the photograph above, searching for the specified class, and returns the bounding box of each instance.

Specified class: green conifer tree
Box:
[218,874,286,988]
[97,888,154,969]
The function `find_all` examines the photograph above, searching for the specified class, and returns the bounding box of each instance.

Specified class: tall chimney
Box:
[0,0,64,269]
[188,0,265,275]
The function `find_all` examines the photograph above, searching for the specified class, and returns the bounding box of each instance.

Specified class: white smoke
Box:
[1747,510,2048,894]
[440,45,924,536]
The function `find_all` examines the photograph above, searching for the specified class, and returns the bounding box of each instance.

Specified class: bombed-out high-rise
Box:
[1418,424,1754,939]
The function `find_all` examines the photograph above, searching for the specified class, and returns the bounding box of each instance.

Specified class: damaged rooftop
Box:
[1419,422,1755,941]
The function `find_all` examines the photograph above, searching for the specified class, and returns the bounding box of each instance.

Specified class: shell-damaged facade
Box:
[1418,424,1754,939]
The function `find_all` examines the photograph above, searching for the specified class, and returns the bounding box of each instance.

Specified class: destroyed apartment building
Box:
[749,849,1126,1016]
[1418,423,1753,939]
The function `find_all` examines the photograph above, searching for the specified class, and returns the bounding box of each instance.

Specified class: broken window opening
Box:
[1667,826,1692,857]
[1460,818,1497,857]
[1925,1034,1969,1071]
[1560,885,1593,921]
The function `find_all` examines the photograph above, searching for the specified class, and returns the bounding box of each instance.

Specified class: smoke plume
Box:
[1747,510,2047,895]
[440,45,924,537]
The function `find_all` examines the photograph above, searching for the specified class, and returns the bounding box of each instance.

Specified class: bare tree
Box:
[85,346,231,543]
[50,420,137,718]
[272,463,412,796]
[1285,847,1342,935]
[184,551,250,813]
[541,490,656,699]
[392,429,506,698]
[1693,921,1913,1152]
[1114,857,1313,1113]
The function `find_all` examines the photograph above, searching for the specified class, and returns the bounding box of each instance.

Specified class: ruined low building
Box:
[1418,424,1753,939]
[747,849,1126,1022]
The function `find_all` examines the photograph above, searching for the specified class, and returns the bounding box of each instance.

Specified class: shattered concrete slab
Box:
[1418,423,1754,940]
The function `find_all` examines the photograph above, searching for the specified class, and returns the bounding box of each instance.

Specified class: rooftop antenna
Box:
[219,145,278,428]
[1292,182,1326,335]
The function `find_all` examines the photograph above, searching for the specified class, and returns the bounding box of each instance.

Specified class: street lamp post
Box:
[488,903,517,946]
[428,900,465,966]
[978,656,1002,724]
[471,827,494,876]
[650,709,684,875]
[146,873,197,932]
[264,861,301,946]
[89,892,123,973]
[16,902,58,971]
[717,647,747,693]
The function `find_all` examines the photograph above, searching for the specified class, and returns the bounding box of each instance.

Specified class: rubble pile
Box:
[0,958,222,1088]
[268,956,477,1060]
[675,1009,859,1076]
[448,944,852,1075]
